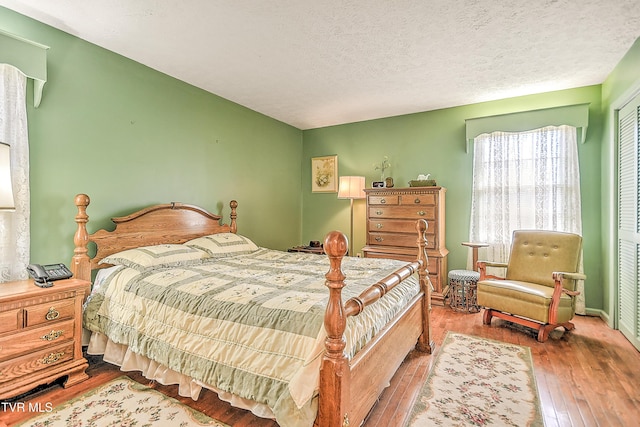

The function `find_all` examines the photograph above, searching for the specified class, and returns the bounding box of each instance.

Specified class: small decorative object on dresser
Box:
[0,278,91,399]
[363,186,449,305]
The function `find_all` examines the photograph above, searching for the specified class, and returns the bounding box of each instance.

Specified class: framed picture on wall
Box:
[311,155,338,193]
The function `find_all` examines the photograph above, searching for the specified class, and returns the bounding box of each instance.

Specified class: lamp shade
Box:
[0,142,15,211]
[337,176,365,199]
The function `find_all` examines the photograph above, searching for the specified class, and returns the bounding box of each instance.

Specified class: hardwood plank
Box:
[4,306,640,427]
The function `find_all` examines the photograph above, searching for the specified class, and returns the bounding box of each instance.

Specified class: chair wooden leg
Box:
[538,322,576,342]
[537,325,553,342]
[482,308,493,325]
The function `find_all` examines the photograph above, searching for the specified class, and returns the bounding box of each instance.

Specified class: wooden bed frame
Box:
[71,193,433,427]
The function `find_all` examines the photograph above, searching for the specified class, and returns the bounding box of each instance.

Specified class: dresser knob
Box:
[376,210,383,215]
[41,330,64,341]
[45,307,60,321]
[39,351,65,365]
[414,198,421,204]
[380,199,386,204]
[375,237,384,242]
[376,223,383,229]
[417,211,426,216]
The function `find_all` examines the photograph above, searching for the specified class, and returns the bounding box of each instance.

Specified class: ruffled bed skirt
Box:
[86,331,277,420]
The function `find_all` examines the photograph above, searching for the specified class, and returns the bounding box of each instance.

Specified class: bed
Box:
[71,193,434,427]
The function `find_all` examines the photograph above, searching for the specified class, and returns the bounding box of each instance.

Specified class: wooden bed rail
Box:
[318,219,432,427]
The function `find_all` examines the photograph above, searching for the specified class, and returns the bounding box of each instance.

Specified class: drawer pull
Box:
[375,236,384,242]
[380,198,386,204]
[414,198,421,204]
[417,211,426,216]
[376,223,383,229]
[376,210,383,215]
[45,307,60,321]
[41,329,64,341]
[40,351,65,365]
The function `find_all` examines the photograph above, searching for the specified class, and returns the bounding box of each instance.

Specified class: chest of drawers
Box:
[0,278,91,399]
[363,187,449,305]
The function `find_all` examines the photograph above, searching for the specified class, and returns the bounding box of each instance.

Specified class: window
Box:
[0,64,30,282]
[469,125,584,311]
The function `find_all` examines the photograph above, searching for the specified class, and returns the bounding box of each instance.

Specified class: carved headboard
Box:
[71,194,238,282]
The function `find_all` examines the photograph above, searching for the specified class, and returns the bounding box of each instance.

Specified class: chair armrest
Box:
[552,271,586,297]
[477,261,508,280]
[553,271,587,281]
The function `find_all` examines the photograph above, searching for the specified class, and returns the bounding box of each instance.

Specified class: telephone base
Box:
[34,280,53,288]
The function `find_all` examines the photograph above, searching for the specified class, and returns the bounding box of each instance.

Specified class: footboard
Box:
[317,219,433,427]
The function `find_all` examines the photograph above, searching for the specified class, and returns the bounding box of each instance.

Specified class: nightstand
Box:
[0,278,91,400]
[288,245,325,255]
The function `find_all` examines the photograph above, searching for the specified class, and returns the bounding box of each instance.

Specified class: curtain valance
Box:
[0,29,49,107]
[465,103,590,152]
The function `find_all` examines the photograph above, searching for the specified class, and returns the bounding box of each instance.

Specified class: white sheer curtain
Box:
[0,64,30,282]
[469,125,585,313]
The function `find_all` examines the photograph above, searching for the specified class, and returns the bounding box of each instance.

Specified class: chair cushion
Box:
[506,230,582,288]
[477,279,575,324]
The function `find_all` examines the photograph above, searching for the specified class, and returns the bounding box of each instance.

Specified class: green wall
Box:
[0,7,303,266]
[600,38,640,320]
[302,86,605,311]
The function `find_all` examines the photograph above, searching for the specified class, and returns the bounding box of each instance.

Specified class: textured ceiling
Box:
[1,1,639,129]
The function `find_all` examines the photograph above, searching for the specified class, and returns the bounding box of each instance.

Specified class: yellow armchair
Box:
[476,230,586,342]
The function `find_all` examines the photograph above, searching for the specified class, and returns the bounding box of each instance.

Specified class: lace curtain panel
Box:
[0,64,30,282]
[469,125,585,314]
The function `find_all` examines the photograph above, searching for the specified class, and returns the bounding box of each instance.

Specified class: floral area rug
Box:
[16,376,229,427]
[405,332,544,426]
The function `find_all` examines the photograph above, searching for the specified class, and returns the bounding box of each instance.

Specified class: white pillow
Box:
[99,244,209,271]
[184,233,259,257]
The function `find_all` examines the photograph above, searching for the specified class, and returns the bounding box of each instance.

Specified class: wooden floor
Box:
[4,306,640,426]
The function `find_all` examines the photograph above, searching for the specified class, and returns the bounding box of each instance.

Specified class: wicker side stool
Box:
[448,269,481,313]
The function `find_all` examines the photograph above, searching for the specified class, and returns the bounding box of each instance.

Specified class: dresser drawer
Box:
[0,308,21,335]
[0,342,75,384]
[400,193,436,205]
[368,206,436,220]
[368,219,436,234]
[25,299,75,328]
[368,195,399,206]
[368,232,436,249]
[364,251,438,272]
[0,319,75,361]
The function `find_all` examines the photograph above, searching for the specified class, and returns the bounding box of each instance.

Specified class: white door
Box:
[617,92,640,351]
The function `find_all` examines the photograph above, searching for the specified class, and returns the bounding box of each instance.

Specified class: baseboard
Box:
[583,307,609,324]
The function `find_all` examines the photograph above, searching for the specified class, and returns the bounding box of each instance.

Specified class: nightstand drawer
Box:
[0,342,75,384]
[25,299,75,328]
[0,319,75,361]
[0,308,21,334]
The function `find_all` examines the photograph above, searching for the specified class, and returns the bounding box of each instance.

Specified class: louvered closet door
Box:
[617,92,640,352]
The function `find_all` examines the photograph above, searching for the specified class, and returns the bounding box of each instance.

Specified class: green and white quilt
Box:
[83,246,419,427]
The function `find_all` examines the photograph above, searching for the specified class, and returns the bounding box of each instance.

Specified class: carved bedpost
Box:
[229,200,238,234]
[317,231,350,427]
[71,194,92,282]
[416,219,434,354]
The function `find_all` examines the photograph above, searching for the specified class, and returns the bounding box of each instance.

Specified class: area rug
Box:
[16,376,229,427]
[405,332,544,426]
